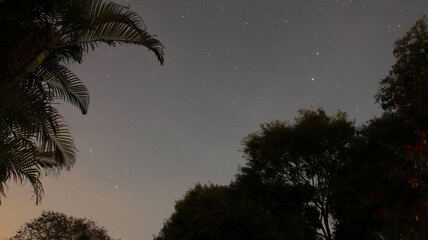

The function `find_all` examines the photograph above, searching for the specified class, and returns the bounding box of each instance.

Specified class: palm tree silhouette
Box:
[0,0,164,203]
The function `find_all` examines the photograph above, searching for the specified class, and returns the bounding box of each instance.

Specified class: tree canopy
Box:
[238,108,355,240]
[376,17,428,127]
[9,211,116,240]
[154,183,316,240]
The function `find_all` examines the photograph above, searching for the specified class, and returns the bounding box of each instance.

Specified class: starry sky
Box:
[1,1,428,239]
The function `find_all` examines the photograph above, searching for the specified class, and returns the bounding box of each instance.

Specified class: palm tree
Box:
[0,0,164,203]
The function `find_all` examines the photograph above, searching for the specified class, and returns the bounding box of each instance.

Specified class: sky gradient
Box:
[1,1,428,239]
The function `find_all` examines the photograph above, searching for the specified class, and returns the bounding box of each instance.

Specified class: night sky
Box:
[1,1,428,239]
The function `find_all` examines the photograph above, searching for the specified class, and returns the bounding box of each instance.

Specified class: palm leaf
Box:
[35,109,76,168]
[34,60,89,114]
[0,135,44,204]
[57,0,164,64]
[0,85,53,135]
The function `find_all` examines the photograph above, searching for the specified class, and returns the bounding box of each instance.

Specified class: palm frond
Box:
[35,109,76,169]
[57,0,164,64]
[0,85,53,135]
[0,135,44,204]
[0,108,75,204]
[34,60,89,114]
[0,85,75,202]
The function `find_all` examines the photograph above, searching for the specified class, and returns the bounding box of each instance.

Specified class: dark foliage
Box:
[376,17,428,128]
[154,183,316,240]
[10,211,116,240]
[335,17,428,240]
[238,108,356,240]
[0,0,164,203]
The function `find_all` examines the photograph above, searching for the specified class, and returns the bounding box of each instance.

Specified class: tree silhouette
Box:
[376,17,428,127]
[10,211,116,240]
[238,108,356,240]
[334,17,428,240]
[0,0,164,203]
[154,183,316,240]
